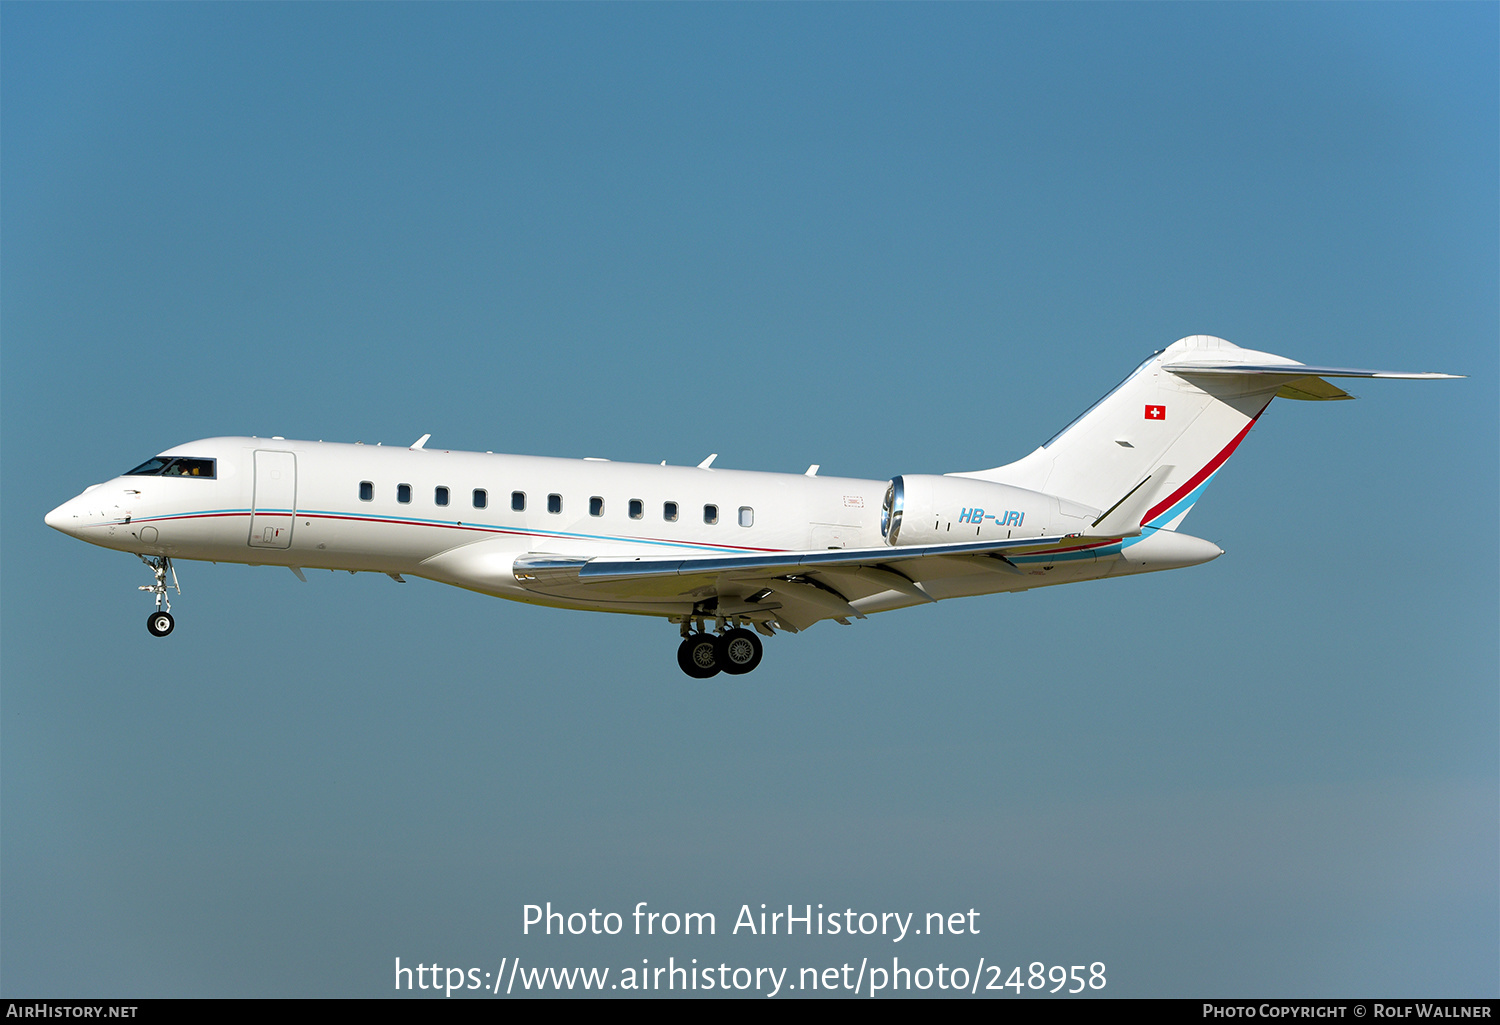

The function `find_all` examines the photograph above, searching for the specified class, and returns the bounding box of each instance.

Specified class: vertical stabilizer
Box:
[953,335,1456,531]
[951,337,1284,531]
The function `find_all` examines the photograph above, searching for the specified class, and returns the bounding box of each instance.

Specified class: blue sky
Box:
[3,3,1495,997]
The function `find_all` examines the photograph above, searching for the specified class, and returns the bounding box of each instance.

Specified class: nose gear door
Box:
[249,450,296,549]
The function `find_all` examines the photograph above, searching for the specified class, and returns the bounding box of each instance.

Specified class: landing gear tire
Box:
[677,634,720,678]
[147,610,175,637]
[716,628,763,675]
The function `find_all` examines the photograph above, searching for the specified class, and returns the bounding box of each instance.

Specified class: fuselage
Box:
[44,436,1208,620]
[44,437,887,606]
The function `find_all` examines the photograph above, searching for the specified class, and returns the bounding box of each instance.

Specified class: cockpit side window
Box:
[126,457,216,479]
[163,458,216,478]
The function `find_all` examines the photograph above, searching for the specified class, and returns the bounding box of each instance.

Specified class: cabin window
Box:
[739,506,754,527]
[126,456,216,479]
[359,481,374,502]
[589,496,604,517]
[397,484,412,504]
[435,486,449,506]
[704,504,718,525]
[473,489,487,509]
[664,501,678,522]
[629,499,643,520]
[511,491,525,512]
[548,494,562,514]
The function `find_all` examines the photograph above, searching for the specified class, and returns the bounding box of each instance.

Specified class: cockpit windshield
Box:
[125,457,217,479]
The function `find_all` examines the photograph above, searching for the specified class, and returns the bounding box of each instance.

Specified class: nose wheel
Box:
[138,554,181,637]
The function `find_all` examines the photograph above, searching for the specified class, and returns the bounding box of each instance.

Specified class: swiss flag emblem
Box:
[1145,404,1166,420]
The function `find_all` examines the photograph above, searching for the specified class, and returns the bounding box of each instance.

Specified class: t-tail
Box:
[952,335,1460,532]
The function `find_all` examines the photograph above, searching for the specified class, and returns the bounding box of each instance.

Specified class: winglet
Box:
[805,464,820,476]
[1089,466,1175,537]
[410,434,431,450]
[698,454,717,469]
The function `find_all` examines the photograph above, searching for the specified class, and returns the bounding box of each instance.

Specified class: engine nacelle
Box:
[880,474,1100,546]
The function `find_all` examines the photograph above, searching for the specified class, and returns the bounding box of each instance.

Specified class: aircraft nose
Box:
[45,496,85,536]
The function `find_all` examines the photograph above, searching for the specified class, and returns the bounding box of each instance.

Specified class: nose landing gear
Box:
[139,555,180,638]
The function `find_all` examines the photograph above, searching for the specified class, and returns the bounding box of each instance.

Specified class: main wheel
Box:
[147,610,175,637]
[676,634,720,678]
[716,628,763,675]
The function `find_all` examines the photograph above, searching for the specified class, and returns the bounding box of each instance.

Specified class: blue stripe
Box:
[1142,470,1220,530]
[120,507,767,555]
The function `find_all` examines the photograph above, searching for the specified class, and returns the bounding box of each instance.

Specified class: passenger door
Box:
[248,450,296,549]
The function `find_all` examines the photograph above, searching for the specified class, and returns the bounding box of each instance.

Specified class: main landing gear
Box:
[675,618,766,678]
[139,554,180,638]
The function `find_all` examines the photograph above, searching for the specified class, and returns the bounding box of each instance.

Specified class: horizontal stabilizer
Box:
[1165,361,1460,380]
[1165,359,1461,402]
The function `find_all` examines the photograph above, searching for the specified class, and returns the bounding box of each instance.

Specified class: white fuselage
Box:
[46,438,877,606]
[44,436,1200,621]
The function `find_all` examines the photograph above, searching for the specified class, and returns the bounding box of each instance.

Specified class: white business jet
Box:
[46,336,1457,677]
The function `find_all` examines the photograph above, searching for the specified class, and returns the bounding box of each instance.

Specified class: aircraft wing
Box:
[510,534,1087,630]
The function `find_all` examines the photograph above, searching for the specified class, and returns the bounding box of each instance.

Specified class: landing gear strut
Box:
[139,555,180,638]
[674,617,766,678]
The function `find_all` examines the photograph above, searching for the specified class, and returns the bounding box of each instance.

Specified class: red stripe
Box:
[127,510,789,554]
[1141,402,1270,525]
